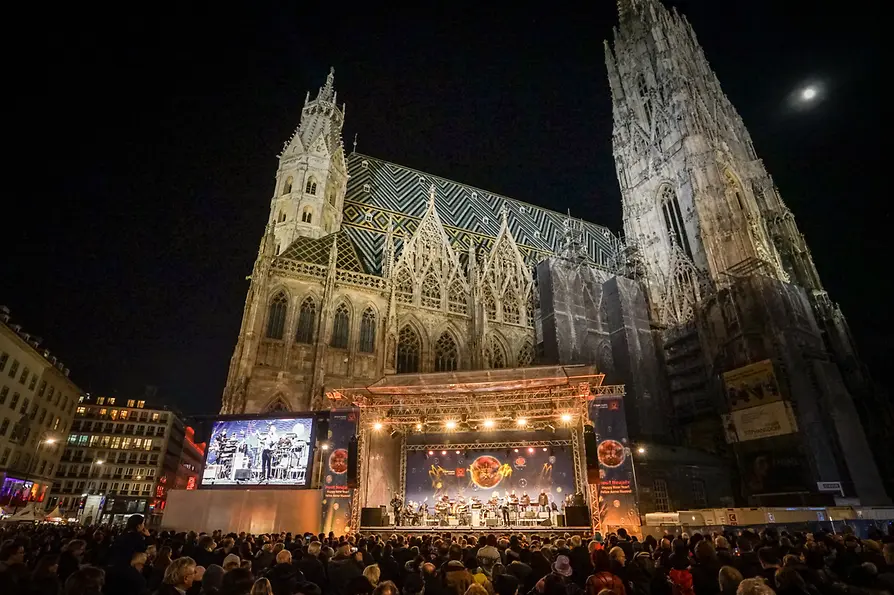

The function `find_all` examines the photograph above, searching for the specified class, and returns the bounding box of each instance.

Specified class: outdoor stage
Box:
[326,364,625,535]
[357,524,592,536]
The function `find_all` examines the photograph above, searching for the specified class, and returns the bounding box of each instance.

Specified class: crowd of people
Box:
[0,515,892,595]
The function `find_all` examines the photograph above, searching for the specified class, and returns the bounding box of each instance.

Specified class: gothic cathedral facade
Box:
[222,1,891,503]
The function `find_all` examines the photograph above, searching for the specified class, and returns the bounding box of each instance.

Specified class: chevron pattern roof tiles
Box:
[341,153,620,274]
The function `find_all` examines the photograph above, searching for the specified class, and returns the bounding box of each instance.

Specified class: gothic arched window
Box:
[421,272,441,309]
[282,177,293,195]
[448,278,467,315]
[264,397,290,413]
[295,297,316,344]
[503,296,520,325]
[518,341,534,367]
[330,303,350,349]
[484,287,497,322]
[277,211,286,223]
[396,325,421,374]
[359,308,376,353]
[395,268,413,304]
[434,332,459,372]
[659,185,693,260]
[265,292,288,340]
[301,207,313,224]
[724,170,745,211]
[484,337,506,370]
[305,178,318,195]
[637,74,652,121]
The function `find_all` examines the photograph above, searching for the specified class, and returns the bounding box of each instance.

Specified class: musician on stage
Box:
[520,492,531,512]
[404,503,416,526]
[456,496,470,525]
[500,498,510,526]
[258,423,278,481]
[538,489,549,512]
[390,494,403,526]
[418,501,427,524]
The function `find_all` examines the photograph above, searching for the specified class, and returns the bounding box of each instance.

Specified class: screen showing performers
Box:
[201,416,315,488]
[403,445,575,526]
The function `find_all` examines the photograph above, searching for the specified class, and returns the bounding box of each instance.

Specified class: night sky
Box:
[5,2,889,414]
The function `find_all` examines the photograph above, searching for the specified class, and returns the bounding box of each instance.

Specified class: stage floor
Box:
[359,524,592,535]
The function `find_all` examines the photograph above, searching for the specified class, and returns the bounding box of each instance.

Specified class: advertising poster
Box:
[589,396,640,530]
[320,409,358,535]
[728,400,798,442]
[738,434,809,496]
[723,359,782,411]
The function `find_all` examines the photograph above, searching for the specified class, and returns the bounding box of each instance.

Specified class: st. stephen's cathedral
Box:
[221,0,892,506]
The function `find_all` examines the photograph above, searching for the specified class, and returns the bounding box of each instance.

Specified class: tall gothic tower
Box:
[269,68,348,251]
[605,0,891,503]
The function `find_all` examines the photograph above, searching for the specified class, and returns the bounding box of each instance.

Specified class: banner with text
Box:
[320,409,358,535]
[723,360,782,411]
[589,396,640,531]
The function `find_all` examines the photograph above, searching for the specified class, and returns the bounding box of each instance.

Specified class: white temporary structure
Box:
[44,505,63,520]
[0,502,45,523]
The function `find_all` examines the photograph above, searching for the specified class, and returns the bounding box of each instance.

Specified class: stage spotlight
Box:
[560,413,572,423]
[516,418,527,427]
[428,450,434,456]
[514,448,519,453]
[441,450,447,456]
[483,419,495,429]
[445,420,457,430]
[637,446,646,454]
[527,447,534,454]
[542,447,548,452]
[373,422,383,431]
[455,450,460,455]
[415,423,423,431]
[390,429,400,439]
[321,442,330,451]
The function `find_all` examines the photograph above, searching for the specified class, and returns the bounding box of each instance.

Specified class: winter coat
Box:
[327,555,363,595]
[668,569,694,595]
[444,562,475,595]
[265,562,304,595]
[297,553,327,591]
[587,571,627,595]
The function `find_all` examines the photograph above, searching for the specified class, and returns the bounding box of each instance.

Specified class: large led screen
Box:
[201,415,315,488]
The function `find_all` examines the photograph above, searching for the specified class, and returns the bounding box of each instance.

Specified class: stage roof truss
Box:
[406,439,572,451]
[326,381,625,430]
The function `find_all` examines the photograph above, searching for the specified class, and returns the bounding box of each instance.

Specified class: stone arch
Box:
[264,288,291,340]
[295,295,317,344]
[396,321,424,374]
[282,176,293,195]
[657,182,692,260]
[330,298,353,349]
[484,332,509,370]
[517,340,535,367]
[433,330,460,372]
[305,176,318,195]
[722,168,747,211]
[358,304,378,353]
[262,394,291,413]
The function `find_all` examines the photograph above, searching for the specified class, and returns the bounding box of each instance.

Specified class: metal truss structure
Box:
[405,439,572,451]
[327,380,625,431]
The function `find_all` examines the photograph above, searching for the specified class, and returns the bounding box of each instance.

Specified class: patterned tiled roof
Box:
[279,231,367,273]
[342,153,619,275]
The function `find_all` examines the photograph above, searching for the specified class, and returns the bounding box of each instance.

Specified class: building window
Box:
[0,418,8,436]
[484,288,497,322]
[421,273,441,309]
[108,398,115,405]
[358,308,376,353]
[659,185,692,260]
[301,207,313,224]
[9,360,18,379]
[38,381,46,397]
[447,279,467,315]
[0,353,6,372]
[277,211,287,223]
[518,342,535,367]
[19,367,28,385]
[28,375,37,390]
[434,332,458,372]
[330,303,350,349]
[265,292,288,340]
[691,478,707,507]
[395,268,413,304]
[484,338,506,370]
[283,176,293,195]
[653,478,670,512]
[11,392,20,409]
[295,297,316,344]
[137,400,145,409]
[305,178,317,195]
[503,297,520,324]
[0,386,7,405]
[396,326,421,374]
[127,399,135,408]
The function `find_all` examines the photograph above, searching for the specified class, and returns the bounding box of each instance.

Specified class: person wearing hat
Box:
[532,555,584,595]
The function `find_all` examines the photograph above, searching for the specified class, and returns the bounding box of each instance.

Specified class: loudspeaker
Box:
[485,518,499,527]
[360,507,385,526]
[347,435,358,488]
[565,506,589,527]
[555,514,566,527]
[316,412,331,442]
[234,469,251,480]
[583,425,599,483]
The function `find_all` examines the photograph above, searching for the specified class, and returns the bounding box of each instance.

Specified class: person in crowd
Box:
[220,567,255,595]
[444,556,474,595]
[713,538,735,568]
[254,545,276,576]
[757,548,780,588]
[64,566,105,595]
[106,551,149,595]
[734,540,761,580]
[878,543,894,593]
[29,553,62,595]
[493,573,520,595]
[735,578,774,595]
[570,536,593,588]
[193,538,219,570]
[297,541,327,592]
[155,557,198,595]
[0,540,30,591]
[265,549,303,595]
[329,543,365,595]
[108,515,150,569]
[250,577,273,595]
[718,566,743,595]
[201,565,225,595]
[147,546,174,591]
[346,563,381,595]
[691,541,722,595]
[373,581,399,595]
[587,550,626,595]
[58,540,87,584]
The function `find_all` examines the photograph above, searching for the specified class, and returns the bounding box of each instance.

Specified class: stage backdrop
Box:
[320,409,358,535]
[405,440,576,508]
[590,396,640,530]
